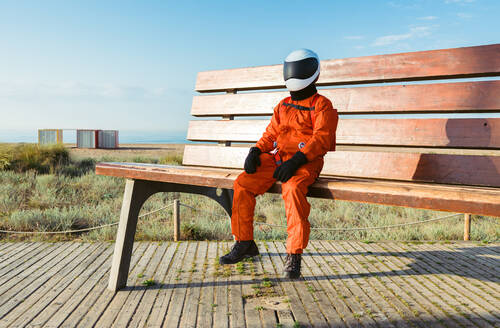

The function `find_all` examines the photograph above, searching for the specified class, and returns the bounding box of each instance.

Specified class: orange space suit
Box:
[231,93,338,254]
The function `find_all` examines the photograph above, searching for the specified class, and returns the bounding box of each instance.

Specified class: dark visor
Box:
[283,57,319,81]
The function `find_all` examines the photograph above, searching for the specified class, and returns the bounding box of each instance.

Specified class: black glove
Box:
[273,151,307,182]
[244,147,262,174]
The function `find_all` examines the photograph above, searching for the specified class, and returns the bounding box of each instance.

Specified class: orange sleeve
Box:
[255,102,281,153]
[301,97,338,162]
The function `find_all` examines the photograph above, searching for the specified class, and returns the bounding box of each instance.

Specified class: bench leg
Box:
[107,179,233,291]
[108,179,154,292]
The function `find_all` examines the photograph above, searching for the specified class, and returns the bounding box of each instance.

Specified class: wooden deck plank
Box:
[364,241,482,328]
[145,242,188,327]
[227,242,246,328]
[415,243,500,301]
[348,241,452,327]
[278,242,342,327]
[43,244,114,327]
[196,241,218,328]
[382,242,497,328]
[300,247,350,327]
[239,241,272,328]
[429,243,500,287]
[0,242,52,279]
[0,242,84,311]
[255,241,296,328]
[179,241,208,328]
[163,241,199,328]
[113,242,168,327]
[309,241,384,328]
[0,241,498,327]
[0,242,38,271]
[73,242,148,328]
[213,241,230,328]
[336,241,433,328]
[24,244,112,327]
[266,241,313,328]
[455,243,500,266]
[0,243,98,326]
[95,242,157,327]
[0,242,13,252]
[127,242,176,328]
[302,244,363,328]
[389,242,500,322]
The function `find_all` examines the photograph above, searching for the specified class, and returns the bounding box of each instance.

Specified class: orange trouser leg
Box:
[281,160,323,254]
[231,153,277,241]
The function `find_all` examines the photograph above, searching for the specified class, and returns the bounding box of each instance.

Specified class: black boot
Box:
[283,254,301,279]
[219,240,260,265]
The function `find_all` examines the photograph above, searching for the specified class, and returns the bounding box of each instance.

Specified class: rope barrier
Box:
[253,213,462,232]
[179,202,462,232]
[0,203,173,235]
[0,200,462,235]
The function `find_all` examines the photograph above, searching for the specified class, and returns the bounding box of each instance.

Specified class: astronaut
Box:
[219,49,338,278]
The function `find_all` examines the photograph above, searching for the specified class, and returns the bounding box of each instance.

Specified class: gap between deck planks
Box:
[0,241,498,328]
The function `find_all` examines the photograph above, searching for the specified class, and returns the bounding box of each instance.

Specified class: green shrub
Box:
[0,143,69,174]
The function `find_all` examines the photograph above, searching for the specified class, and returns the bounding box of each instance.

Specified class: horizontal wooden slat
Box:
[195,44,500,92]
[191,80,500,116]
[182,145,500,187]
[187,118,500,149]
[95,162,500,216]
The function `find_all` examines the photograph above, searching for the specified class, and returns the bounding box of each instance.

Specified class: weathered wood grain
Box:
[187,118,500,149]
[192,80,500,116]
[23,244,112,328]
[127,242,176,328]
[0,241,498,327]
[182,145,500,187]
[95,162,500,216]
[73,242,146,328]
[146,242,188,327]
[196,44,500,92]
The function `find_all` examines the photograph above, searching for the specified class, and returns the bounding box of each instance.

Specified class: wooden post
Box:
[464,213,471,241]
[173,199,180,241]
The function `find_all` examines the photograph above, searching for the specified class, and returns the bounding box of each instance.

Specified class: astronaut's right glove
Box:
[244,147,262,174]
[273,151,307,182]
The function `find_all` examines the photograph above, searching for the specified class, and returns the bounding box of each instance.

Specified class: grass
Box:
[0,143,498,243]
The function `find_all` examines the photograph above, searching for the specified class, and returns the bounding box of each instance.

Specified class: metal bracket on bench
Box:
[108,179,233,292]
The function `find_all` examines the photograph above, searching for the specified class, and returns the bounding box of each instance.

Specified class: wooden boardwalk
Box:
[0,241,498,327]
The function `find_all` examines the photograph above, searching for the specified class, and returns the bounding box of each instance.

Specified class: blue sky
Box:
[0,0,498,136]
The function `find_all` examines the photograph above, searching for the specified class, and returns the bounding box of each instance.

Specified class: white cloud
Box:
[344,35,364,40]
[372,26,432,47]
[418,16,438,20]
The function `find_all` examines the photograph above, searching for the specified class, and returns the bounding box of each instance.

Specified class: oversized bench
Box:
[96,44,500,291]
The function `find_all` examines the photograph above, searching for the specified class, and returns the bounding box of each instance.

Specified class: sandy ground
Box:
[67,143,185,160]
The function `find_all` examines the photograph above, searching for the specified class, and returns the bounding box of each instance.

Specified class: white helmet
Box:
[283,49,320,92]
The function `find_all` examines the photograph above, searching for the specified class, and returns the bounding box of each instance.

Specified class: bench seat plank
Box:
[187,118,500,149]
[192,80,500,116]
[196,44,500,92]
[95,162,500,216]
[182,145,500,187]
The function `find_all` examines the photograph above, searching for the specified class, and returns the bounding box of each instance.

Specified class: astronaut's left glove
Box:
[273,151,307,182]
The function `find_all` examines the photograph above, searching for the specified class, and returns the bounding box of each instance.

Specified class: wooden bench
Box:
[96,44,500,291]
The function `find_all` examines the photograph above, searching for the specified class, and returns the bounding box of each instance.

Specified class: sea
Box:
[0,129,190,144]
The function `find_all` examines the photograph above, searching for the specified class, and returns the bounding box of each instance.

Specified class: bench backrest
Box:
[184,44,500,188]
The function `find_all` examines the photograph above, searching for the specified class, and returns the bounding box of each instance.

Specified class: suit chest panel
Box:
[278,105,313,133]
